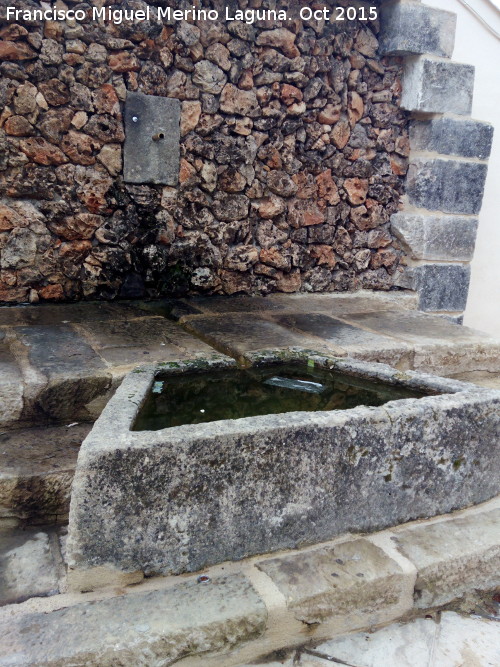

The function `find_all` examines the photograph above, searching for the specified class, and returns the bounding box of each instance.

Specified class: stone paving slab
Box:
[11,324,111,423]
[0,423,90,523]
[0,574,267,667]
[183,313,337,360]
[338,309,494,345]
[257,539,414,626]
[179,291,419,318]
[0,302,147,327]
[336,309,500,375]
[14,325,108,380]
[450,370,500,390]
[313,612,500,667]
[393,508,500,608]
[74,316,217,367]
[0,307,230,426]
[272,313,413,367]
[0,529,62,606]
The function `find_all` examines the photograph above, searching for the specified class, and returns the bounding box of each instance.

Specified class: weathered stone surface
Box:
[406,158,488,215]
[20,137,68,166]
[273,313,411,365]
[97,143,122,176]
[0,11,406,303]
[124,92,180,185]
[410,117,494,160]
[121,292,421,319]
[0,575,267,666]
[401,57,474,115]
[0,423,88,522]
[339,308,500,374]
[391,212,478,261]
[213,194,249,221]
[316,612,500,667]
[75,316,217,367]
[0,11,410,302]
[339,309,491,346]
[61,131,100,166]
[220,84,259,116]
[47,213,102,241]
[0,302,148,327]
[256,29,298,58]
[0,40,36,61]
[38,79,71,107]
[193,60,227,93]
[0,333,23,427]
[13,324,111,421]
[379,3,456,58]
[257,539,413,624]
[184,314,322,359]
[180,100,201,136]
[394,508,500,608]
[4,115,34,136]
[0,530,61,606]
[67,357,500,580]
[343,177,368,205]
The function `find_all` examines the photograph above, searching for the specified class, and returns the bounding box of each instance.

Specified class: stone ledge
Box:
[256,538,415,626]
[0,574,267,667]
[393,508,500,608]
[410,117,494,160]
[401,56,474,115]
[1,497,499,667]
[379,2,456,58]
[0,423,90,524]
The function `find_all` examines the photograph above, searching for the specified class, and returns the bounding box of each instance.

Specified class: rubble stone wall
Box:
[0,0,409,303]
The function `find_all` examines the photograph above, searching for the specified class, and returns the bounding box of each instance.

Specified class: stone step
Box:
[0,496,498,667]
[0,423,90,524]
[182,305,500,375]
[0,301,226,428]
[0,294,499,429]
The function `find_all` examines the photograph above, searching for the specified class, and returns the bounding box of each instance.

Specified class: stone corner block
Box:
[410,116,494,160]
[256,539,414,628]
[410,263,471,312]
[401,57,474,115]
[406,157,488,215]
[393,508,500,608]
[391,212,478,261]
[124,91,181,186]
[379,2,456,58]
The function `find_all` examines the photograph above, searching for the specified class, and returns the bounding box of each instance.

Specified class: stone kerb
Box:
[380,0,494,317]
[66,353,500,592]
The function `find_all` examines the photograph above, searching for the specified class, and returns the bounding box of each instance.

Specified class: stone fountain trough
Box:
[67,352,500,589]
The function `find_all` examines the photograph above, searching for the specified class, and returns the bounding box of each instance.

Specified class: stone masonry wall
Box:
[0,0,409,303]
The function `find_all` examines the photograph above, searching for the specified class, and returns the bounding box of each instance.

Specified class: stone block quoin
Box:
[381,0,493,315]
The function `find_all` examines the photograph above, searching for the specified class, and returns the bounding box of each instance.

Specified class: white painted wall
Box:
[429,0,500,336]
